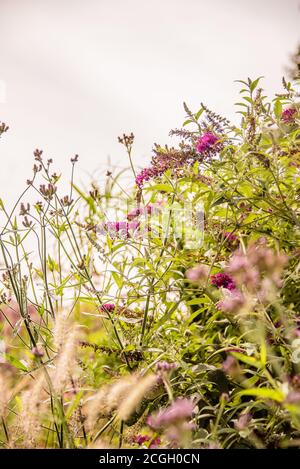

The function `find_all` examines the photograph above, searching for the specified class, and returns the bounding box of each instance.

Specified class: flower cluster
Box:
[211,272,236,291]
[281,107,297,123]
[227,243,287,293]
[186,264,209,284]
[147,398,194,430]
[196,131,219,153]
[155,361,177,372]
[132,434,161,448]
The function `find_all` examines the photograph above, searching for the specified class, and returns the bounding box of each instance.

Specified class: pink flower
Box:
[105,221,140,238]
[147,398,194,429]
[155,361,177,372]
[222,356,239,375]
[234,412,252,431]
[127,204,156,221]
[100,303,116,313]
[217,290,245,314]
[132,435,161,448]
[211,272,236,291]
[281,107,297,123]
[186,264,209,284]
[196,132,219,153]
[224,232,239,249]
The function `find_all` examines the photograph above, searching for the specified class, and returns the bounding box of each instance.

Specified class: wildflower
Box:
[285,391,300,404]
[217,290,245,314]
[147,398,194,429]
[186,264,209,284]
[211,272,236,291]
[222,355,240,377]
[136,167,159,188]
[155,361,177,372]
[31,346,44,358]
[223,231,239,249]
[227,244,287,292]
[39,183,57,200]
[234,412,252,431]
[132,435,161,448]
[105,221,140,238]
[196,132,219,153]
[127,204,155,220]
[281,107,297,123]
[100,303,116,313]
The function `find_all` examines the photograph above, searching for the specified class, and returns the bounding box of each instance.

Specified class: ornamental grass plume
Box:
[117,373,158,422]
[52,326,79,395]
[18,374,45,448]
[86,375,139,430]
[0,370,9,419]
[52,311,69,351]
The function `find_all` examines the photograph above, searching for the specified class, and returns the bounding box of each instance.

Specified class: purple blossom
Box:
[234,412,252,431]
[147,398,194,429]
[217,290,245,314]
[281,107,297,123]
[127,204,155,221]
[222,355,239,376]
[135,167,161,188]
[211,272,236,291]
[224,232,239,249]
[133,435,161,448]
[100,303,116,313]
[196,132,219,153]
[186,264,209,284]
[155,361,177,372]
[285,391,300,404]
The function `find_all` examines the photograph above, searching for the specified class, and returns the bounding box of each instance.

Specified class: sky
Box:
[0,0,299,208]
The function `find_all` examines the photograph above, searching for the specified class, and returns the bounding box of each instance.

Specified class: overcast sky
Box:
[0,0,299,207]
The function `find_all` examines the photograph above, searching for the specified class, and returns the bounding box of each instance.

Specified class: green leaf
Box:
[112,271,123,288]
[4,354,28,372]
[231,352,262,369]
[238,387,284,403]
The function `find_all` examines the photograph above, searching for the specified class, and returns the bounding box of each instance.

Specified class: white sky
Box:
[0,0,299,208]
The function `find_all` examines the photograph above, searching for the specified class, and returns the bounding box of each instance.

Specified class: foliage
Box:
[0,77,300,449]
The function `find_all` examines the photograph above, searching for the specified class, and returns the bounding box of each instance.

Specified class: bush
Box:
[0,77,300,449]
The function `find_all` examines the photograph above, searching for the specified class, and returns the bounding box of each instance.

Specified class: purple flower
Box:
[211,272,236,291]
[217,290,245,314]
[155,361,177,372]
[105,221,140,238]
[132,435,161,448]
[186,264,209,284]
[147,398,194,429]
[285,391,300,404]
[224,232,239,249]
[222,356,239,376]
[281,107,297,123]
[127,204,156,221]
[31,346,44,358]
[196,132,219,153]
[135,167,161,188]
[234,412,252,431]
[100,303,116,313]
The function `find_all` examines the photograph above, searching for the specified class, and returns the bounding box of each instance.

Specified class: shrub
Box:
[0,77,300,448]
